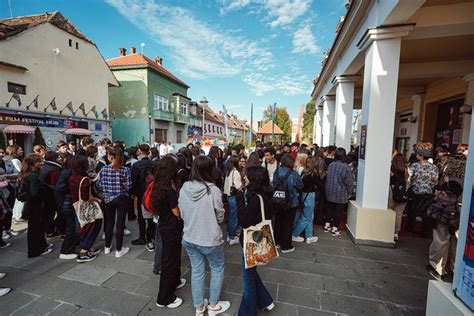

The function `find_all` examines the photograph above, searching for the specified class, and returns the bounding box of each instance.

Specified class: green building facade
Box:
[108,56,190,147]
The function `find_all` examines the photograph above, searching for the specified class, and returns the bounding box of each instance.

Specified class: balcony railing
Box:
[152,110,174,121]
[174,113,190,124]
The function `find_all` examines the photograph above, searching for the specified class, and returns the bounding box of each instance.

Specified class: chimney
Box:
[119,47,126,56]
[130,47,136,54]
[155,56,163,66]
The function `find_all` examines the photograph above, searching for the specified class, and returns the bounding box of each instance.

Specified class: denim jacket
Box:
[273,167,303,208]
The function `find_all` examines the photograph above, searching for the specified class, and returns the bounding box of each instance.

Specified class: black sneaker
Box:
[146,242,155,252]
[46,231,61,240]
[76,252,97,263]
[426,265,443,281]
[0,242,11,249]
[153,269,161,275]
[131,238,147,245]
[88,248,101,256]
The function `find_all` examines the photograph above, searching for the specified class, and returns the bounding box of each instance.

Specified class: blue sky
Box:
[1,0,346,122]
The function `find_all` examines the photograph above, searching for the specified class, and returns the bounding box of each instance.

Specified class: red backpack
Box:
[143,182,154,214]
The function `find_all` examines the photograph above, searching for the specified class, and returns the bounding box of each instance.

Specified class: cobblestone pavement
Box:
[0,222,431,315]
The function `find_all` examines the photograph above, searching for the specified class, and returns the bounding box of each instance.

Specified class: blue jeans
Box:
[227,195,239,238]
[238,255,273,316]
[182,240,225,307]
[293,192,316,239]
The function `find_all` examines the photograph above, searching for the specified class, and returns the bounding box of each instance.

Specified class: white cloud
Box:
[106,0,310,97]
[220,0,312,28]
[292,24,320,55]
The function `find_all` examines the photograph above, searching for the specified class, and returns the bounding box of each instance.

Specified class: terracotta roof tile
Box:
[257,121,283,135]
[107,53,189,88]
[0,12,93,44]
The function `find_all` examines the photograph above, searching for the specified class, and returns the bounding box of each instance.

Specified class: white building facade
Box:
[0,12,117,151]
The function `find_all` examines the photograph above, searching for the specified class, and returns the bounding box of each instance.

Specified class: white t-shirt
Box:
[262,160,278,182]
[159,144,167,156]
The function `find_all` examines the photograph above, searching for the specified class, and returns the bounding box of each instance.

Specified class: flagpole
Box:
[5,94,13,108]
[248,102,253,145]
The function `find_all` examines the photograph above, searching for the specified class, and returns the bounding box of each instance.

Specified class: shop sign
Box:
[0,112,79,128]
[359,125,367,160]
[95,123,102,131]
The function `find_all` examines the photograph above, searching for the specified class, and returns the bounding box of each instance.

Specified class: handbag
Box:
[73,177,103,228]
[243,194,279,269]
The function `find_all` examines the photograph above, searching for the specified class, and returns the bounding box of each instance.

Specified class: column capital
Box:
[411,94,425,102]
[463,73,474,82]
[320,95,335,102]
[357,24,415,51]
[331,75,360,86]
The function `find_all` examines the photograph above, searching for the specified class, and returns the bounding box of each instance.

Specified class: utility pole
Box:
[200,97,208,142]
[248,102,253,144]
[272,102,276,143]
[222,104,228,144]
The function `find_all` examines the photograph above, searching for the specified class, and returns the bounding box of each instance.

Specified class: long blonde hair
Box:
[295,153,308,170]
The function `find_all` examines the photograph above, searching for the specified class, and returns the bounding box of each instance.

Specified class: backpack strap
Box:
[257,194,265,221]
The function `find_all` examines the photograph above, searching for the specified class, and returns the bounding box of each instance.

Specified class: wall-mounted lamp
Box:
[460,104,472,115]
[52,48,61,56]
[407,116,417,123]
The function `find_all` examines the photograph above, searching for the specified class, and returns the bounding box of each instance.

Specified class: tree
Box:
[302,100,316,144]
[32,127,46,148]
[262,105,292,143]
[0,130,6,149]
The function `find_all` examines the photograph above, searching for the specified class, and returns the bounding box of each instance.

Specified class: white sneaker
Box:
[156,297,183,308]
[101,233,105,240]
[195,299,208,316]
[104,247,111,254]
[306,236,319,244]
[41,247,53,256]
[292,236,304,242]
[0,287,11,297]
[394,232,399,241]
[59,253,78,260]
[115,247,129,258]
[176,278,186,289]
[0,272,6,279]
[208,301,231,315]
[2,232,10,240]
[124,228,131,236]
[331,229,342,237]
[7,230,19,237]
[323,222,331,232]
[0,242,11,249]
[263,302,275,311]
[229,237,240,246]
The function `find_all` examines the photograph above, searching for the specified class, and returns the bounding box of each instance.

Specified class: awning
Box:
[3,125,35,134]
[64,128,93,136]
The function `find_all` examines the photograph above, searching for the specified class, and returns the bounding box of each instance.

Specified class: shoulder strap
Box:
[78,177,87,201]
[257,194,265,221]
[282,169,292,182]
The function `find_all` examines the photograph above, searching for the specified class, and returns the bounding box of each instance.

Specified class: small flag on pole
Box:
[45,97,57,112]
[27,95,39,110]
[88,105,97,118]
[101,109,108,120]
[60,101,73,114]
[77,103,86,116]
[6,93,22,107]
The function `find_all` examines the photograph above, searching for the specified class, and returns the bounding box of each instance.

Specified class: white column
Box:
[346,25,414,247]
[333,75,359,151]
[409,94,424,154]
[314,105,323,146]
[462,74,474,144]
[321,95,336,147]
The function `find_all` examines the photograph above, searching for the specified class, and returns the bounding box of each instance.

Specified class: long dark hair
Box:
[245,166,273,200]
[151,156,178,217]
[226,156,240,176]
[246,152,261,168]
[19,154,42,181]
[108,146,124,168]
[190,155,215,193]
[71,156,89,177]
[392,153,406,174]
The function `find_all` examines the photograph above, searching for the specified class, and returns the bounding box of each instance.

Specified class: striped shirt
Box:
[97,165,131,203]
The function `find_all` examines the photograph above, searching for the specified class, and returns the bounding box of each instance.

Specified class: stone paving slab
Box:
[59,264,116,286]
[102,272,148,294]
[46,302,81,316]
[0,290,39,315]
[10,296,62,315]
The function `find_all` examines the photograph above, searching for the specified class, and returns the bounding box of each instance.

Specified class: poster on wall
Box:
[453,129,462,145]
[359,125,367,160]
[455,185,474,310]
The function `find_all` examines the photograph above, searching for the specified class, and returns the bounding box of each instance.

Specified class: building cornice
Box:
[331,75,360,86]
[356,24,415,51]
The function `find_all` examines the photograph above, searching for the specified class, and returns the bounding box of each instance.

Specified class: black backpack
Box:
[16,179,28,202]
[272,169,292,209]
[427,191,460,228]
[391,173,407,203]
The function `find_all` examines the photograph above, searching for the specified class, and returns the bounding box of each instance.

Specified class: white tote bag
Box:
[73,177,103,227]
[243,194,279,269]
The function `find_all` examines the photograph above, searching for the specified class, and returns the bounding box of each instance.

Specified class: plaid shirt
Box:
[97,165,131,203]
[325,161,353,204]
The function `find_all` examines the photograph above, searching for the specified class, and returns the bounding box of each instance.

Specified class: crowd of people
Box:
[0,137,468,313]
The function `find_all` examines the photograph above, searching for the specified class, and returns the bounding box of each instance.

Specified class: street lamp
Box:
[200,97,208,140]
[148,114,152,145]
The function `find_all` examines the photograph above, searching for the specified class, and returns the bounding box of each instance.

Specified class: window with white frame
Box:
[154,93,169,111]
[180,102,187,115]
